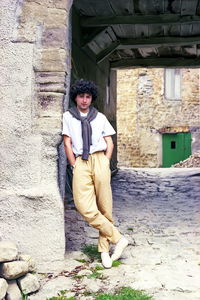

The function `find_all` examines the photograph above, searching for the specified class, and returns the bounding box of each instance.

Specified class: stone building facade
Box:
[117,68,200,167]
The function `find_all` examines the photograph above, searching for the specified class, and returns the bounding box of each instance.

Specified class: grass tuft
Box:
[95,286,153,300]
[95,264,105,271]
[46,297,75,300]
[22,294,28,300]
[87,271,104,279]
[112,260,123,267]
[75,258,88,263]
[81,244,101,261]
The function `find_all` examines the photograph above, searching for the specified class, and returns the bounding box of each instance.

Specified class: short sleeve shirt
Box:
[62,111,116,156]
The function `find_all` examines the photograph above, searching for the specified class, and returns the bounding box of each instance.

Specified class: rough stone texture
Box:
[0,278,8,300]
[18,273,40,295]
[28,276,74,300]
[18,255,36,272]
[0,0,72,271]
[6,280,22,300]
[173,150,200,167]
[0,261,29,280]
[0,241,18,263]
[117,69,200,167]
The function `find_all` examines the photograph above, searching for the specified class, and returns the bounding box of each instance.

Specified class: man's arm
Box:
[63,135,76,166]
[104,136,114,160]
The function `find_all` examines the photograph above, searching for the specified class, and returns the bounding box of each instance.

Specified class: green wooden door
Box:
[162,133,191,167]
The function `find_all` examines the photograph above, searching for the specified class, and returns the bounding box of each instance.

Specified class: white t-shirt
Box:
[62,110,116,156]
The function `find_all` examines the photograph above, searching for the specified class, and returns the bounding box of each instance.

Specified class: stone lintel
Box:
[158,126,190,134]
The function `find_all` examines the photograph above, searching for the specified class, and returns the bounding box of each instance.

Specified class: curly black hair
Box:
[70,79,98,103]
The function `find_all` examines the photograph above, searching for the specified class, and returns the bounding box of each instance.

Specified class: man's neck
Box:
[77,107,90,114]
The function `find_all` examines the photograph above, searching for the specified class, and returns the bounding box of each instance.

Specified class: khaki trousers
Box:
[72,151,121,252]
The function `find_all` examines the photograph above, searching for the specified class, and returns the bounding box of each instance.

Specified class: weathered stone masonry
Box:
[0,0,73,271]
[117,68,200,167]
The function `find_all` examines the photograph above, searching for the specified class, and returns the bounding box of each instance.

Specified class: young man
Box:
[62,80,128,268]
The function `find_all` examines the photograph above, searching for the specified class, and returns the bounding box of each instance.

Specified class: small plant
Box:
[46,297,75,300]
[87,271,104,279]
[112,260,123,267]
[59,290,68,296]
[75,258,88,263]
[95,264,105,271]
[95,286,153,300]
[128,227,134,231]
[22,294,28,300]
[81,244,101,261]
[72,274,85,280]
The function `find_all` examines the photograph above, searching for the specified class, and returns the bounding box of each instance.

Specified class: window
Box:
[171,141,176,149]
[164,68,181,100]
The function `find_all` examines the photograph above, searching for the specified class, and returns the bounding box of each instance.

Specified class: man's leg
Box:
[93,152,129,261]
[92,152,122,252]
[72,156,121,253]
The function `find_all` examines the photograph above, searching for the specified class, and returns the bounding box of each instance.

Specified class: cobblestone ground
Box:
[30,168,200,300]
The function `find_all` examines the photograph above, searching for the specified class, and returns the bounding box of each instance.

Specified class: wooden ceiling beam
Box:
[81,14,200,27]
[119,36,200,48]
[81,27,108,48]
[94,36,200,64]
[111,57,200,68]
[96,40,121,63]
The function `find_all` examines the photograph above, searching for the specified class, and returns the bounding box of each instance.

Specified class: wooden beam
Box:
[96,40,121,63]
[110,57,200,68]
[81,14,200,27]
[92,35,200,64]
[119,36,200,48]
[81,27,108,48]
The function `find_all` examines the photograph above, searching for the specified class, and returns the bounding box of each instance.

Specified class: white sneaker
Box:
[101,252,112,269]
[111,236,129,261]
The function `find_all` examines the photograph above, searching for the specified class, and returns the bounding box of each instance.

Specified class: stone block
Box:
[41,26,67,48]
[25,0,69,10]
[36,72,66,93]
[1,261,29,280]
[0,278,8,300]
[38,92,64,117]
[34,49,68,72]
[18,255,36,272]
[6,280,22,300]
[17,273,40,295]
[13,22,38,43]
[0,241,18,263]
[21,3,67,26]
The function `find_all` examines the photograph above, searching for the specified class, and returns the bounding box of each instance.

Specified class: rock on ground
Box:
[173,150,200,167]
[0,278,8,300]
[6,280,22,300]
[18,273,40,295]
[0,261,29,280]
[0,241,18,263]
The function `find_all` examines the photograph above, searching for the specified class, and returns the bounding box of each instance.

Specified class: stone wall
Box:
[0,0,73,271]
[117,68,200,167]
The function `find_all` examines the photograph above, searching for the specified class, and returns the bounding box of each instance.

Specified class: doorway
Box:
[162,132,191,167]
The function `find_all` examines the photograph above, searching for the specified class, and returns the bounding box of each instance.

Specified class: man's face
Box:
[75,93,92,113]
